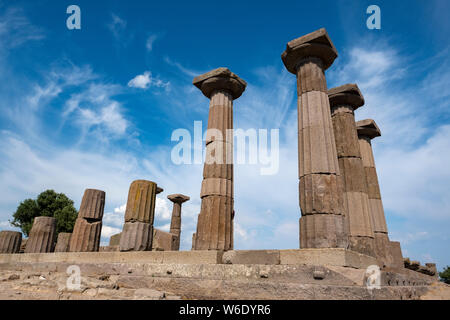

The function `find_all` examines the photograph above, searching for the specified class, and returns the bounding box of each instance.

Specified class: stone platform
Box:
[0,249,446,300]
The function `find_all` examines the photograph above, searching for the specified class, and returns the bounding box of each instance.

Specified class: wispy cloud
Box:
[127,71,170,90]
[107,13,126,40]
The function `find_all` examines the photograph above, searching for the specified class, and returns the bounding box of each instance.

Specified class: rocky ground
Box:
[0,270,182,300]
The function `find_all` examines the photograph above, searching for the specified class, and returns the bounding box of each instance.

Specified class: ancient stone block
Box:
[168,194,190,251]
[200,178,233,198]
[389,241,404,270]
[374,232,390,267]
[299,214,347,248]
[109,233,121,246]
[152,229,177,251]
[331,111,361,158]
[54,232,71,253]
[25,216,57,253]
[365,167,381,199]
[343,191,373,238]
[124,180,158,224]
[19,238,27,253]
[69,218,102,252]
[369,198,388,233]
[78,189,106,220]
[299,174,342,215]
[0,231,22,254]
[119,221,153,252]
[348,235,375,258]
[222,250,280,265]
[193,67,247,100]
[296,58,327,93]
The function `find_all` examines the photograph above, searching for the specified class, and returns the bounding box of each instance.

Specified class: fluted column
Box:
[120,180,162,251]
[329,84,375,256]
[25,216,56,253]
[192,68,246,251]
[282,28,346,248]
[356,119,395,265]
[0,231,22,254]
[69,189,105,252]
[168,194,190,250]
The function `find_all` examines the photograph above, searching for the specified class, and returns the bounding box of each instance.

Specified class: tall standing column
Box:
[0,231,22,254]
[329,84,375,256]
[356,119,398,265]
[282,28,346,248]
[120,180,162,251]
[25,216,57,253]
[192,68,246,251]
[168,194,190,251]
[69,189,105,252]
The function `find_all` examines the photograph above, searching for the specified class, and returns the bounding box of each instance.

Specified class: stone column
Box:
[109,233,121,246]
[119,180,161,251]
[168,194,190,251]
[25,216,57,253]
[329,84,375,256]
[281,28,346,248]
[0,231,22,254]
[69,189,105,252]
[356,120,399,264]
[192,68,246,251]
[55,232,72,252]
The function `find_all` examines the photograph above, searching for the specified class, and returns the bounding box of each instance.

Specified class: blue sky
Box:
[0,0,449,271]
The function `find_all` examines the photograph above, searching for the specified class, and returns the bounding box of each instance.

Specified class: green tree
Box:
[440,266,450,284]
[10,190,78,237]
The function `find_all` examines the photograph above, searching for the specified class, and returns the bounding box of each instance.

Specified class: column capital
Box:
[193,67,247,99]
[281,28,338,74]
[328,83,365,110]
[167,194,190,204]
[356,119,381,139]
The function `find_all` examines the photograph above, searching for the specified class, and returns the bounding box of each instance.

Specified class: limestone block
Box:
[344,191,373,237]
[25,216,57,253]
[203,142,233,179]
[78,189,106,220]
[331,111,361,158]
[281,28,338,74]
[152,229,177,251]
[0,231,22,254]
[389,241,404,270]
[339,158,368,193]
[99,245,120,252]
[109,233,122,246]
[200,178,233,198]
[374,233,390,267]
[119,221,153,252]
[299,214,347,248]
[124,180,158,224]
[299,174,342,215]
[54,232,71,253]
[222,250,280,265]
[296,58,327,93]
[358,136,376,168]
[69,218,102,252]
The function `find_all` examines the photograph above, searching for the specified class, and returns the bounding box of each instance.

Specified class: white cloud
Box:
[101,225,122,239]
[146,34,158,52]
[107,13,126,40]
[155,197,172,221]
[127,71,170,90]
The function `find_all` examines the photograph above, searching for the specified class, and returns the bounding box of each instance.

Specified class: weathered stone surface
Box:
[389,241,404,270]
[193,67,247,99]
[124,180,158,224]
[425,263,438,277]
[168,194,189,251]
[54,233,71,253]
[369,199,388,233]
[19,239,27,253]
[109,233,121,246]
[119,222,153,252]
[78,189,106,220]
[356,119,381,139]
[195,196,233,250]
[338,157,368,193]
[69,218,102,252]
[331,110,361,158]
[222,250,280,265]
[152,229,176,251]
[328,83,364,109]
[299,174,342,215]
[194,69,244,251]
[299,214,347,248]
[99,245,119,252]
[25,216,57,253]
[348,236,375,258]
[282,28,338,73]
[365,167,381,199]
[0,231,22,254]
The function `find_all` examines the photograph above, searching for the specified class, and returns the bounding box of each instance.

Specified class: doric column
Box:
[192,68,246,251]
[356,119,395,264]
[69,189,105,252]
[168,194,190,251]
[119,180,162,251]
[329,84,375,256]
[25,216,57,253]
[282,28,346,248]
[0,231,22,254]
[55,232,72,252]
